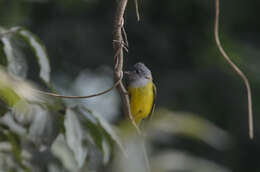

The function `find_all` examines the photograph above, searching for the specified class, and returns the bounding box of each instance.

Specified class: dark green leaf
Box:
[64,105,125,166]
[18,29,50,84]
[1,33,28,78]
[0,41,7,66]
[0,100,8,117]
[6,131,30,172]
[85,106,125,155]
[0,27,50,83]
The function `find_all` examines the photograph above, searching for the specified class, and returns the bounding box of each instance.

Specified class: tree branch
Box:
[214,0,254,139]
[113,0,141,133]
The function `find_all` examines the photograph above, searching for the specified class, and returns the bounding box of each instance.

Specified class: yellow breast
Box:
[128,81,154,125]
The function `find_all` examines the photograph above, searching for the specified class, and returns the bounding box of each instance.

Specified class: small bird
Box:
[125,62,156,125]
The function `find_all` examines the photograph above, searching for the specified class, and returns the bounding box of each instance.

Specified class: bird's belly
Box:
[128,81,154,124]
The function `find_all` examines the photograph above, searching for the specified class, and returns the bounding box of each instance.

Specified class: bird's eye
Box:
[135,69,140,74]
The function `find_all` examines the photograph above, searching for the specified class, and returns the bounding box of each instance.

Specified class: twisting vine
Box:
[214,0,254,139]
[113,0,141,133]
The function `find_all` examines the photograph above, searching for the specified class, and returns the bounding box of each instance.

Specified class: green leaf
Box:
[1,104,61,153]
[0,102,8,117]
[64,105,125,167]
[18,29,50,84]
[146,108,231,150]
[0,27,28,78]
[0,66,52,106]
[0,41,7,66]
[0,68,22,107]
[0,68,61,149]
[6,131,30,172]
[0,27,50,83]
[0,67,47,109]
[27,105,60,150]
[77,106,125,158]
[51,134,78,172]
[74,107,110,163]
[64,108,88,168]
[91,109,124,153]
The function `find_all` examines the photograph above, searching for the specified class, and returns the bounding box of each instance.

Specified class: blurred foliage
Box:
[0,0,260,172]
[0,26,125,171]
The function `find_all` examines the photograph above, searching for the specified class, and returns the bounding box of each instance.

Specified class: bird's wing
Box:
[148,82,157,121]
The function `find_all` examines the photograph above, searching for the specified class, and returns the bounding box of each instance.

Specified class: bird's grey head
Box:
[125,62,152,87]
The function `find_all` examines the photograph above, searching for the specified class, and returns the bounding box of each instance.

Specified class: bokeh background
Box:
[0,0,260,171]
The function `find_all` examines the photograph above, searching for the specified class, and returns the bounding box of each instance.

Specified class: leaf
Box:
[146,108,231,150]
[64,108,88,168]
[0,133,31,172]
[28,105,60,151]
[1,32,28,78]
[0,27,50,83]
[151,151,230,172]
[18,29,50,84]
[5,131,30,172]
[1,104,61,152]
[64,106,125,167]
[0,101,7,117]
[0,68,22,107]
[74,107,110,163]
[80,106,125,156]
[12,100,34,126]
[75,106,126,160]
[0,67,44,107]
[0,41,7,66]
[0,112,27,136]
[0,68,61,150]
[51,134,78,172]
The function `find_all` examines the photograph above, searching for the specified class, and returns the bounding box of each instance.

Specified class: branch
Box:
[113,0,141,133]
[214,0,254,139]
[36,76,122,99]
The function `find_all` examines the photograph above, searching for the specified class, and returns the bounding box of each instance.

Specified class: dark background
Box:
[1,0,260,171]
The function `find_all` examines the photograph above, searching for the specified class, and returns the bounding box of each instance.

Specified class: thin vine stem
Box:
[36,75,122,99]
[214,0,254,139]
[134,0,140,21]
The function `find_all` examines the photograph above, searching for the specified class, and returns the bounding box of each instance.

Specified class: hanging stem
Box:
[214,0,254,139]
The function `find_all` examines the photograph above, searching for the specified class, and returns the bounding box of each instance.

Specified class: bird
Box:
[125,62,156,125]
